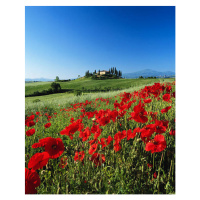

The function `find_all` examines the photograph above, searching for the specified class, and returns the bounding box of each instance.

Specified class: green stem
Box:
[168,159,173,182]
[153,153,155,171]
[157,152,164,194]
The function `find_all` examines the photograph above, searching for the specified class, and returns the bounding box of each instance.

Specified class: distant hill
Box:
[25,78,54,82]
[123,69,175,79]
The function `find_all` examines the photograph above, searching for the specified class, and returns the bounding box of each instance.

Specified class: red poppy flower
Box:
[145,134,167,153]
[127,127,140,140]
[106,135,113,145]
[154,120,167,134]
[45,137,65,159]
[89,143,98,155]
[144,98,152,103]
[61,119,83,140]
[153,172,157,178]
[121,92,132,102]
[161,119,169,129]
[59,156,68,168]
[28,152,50,170]
[114,131,126,142]
[147,163,153,168]
[169,129,175,136]
[91,153,105,166]
[32,137,52,149]
[74,151,85,162]
[113,140,121,152]
[163,94,171,102]
[25,168,40,194]
[161,106,172,114]
[108,110,119,122]
[140,124,155,142]
[98,138,108,149]
[171,91,175,98]
[25,120,35,127]
[91,124,98,133]
[88,138,98,145]
[79,127,91,142]
[44,122,51,129]
[98,116,110,126]
[70,117,75,122]
[26,128,35,136]
[27,115,35,121]
[93,125,102,139]
[130,100,148,123]
[166,85,172,93]
[85,111,96,119]
[149,111,158,121]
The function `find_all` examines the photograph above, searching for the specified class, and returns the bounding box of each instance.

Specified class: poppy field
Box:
[25,81,175,194]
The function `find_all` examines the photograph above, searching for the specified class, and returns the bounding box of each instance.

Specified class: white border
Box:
[1,0,200,199]
[24,0,175,6]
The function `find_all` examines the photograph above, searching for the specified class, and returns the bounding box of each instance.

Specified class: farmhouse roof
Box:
[100,70,109,72]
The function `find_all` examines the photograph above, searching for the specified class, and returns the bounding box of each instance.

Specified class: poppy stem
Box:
[168,159,173,182]
[157,152,164,194]
[153,153,155,171]
[171,158,174,182]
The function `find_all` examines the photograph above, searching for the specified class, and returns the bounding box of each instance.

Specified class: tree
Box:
[114,67,117,75]
[85,70,90,77]
[119,70,122,77]
[114,67,118,76]
[78,75,80,78]
[51,82,61,92]
[55,76,60,82]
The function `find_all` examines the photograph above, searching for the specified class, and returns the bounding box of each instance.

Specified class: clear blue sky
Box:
[25,6,175,79]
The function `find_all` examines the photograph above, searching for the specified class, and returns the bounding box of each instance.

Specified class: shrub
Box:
[33,91,40,96]
[32,99,40,103]
[74,90,82,96]
[47,88,53,94]
[51,82,61,92]
[41,90,48,95]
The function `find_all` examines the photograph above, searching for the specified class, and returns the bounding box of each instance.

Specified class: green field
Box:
[25,79,175,194]
[25,78,175,115]
[25,78,175,97]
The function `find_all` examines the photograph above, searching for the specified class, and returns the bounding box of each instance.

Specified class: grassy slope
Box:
[25,79,175,194]
[25,78,175,96]
[25,82,52,96]
[25,78,175,116]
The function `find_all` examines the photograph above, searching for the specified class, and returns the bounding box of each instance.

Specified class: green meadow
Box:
[25,78,175,194]
[25,78,175,115]
[25,77,174,96]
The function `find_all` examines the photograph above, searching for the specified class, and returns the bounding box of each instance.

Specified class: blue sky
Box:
[25,6,175,79]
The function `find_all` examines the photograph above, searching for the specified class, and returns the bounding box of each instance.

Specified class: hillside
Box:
[25,80,175,194]
[25,77,175,97]
[123,69,175,78]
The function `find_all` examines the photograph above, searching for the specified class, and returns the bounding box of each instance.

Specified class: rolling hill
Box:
[123,69,175,78]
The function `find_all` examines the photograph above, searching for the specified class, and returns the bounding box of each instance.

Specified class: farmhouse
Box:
[99,70,109,75]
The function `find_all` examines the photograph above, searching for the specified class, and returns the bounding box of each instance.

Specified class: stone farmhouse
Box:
[99,70,109,75]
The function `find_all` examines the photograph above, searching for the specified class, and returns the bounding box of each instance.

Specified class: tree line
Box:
[85,67,122,79]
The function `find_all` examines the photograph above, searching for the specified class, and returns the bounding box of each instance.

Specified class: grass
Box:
[25,78,175,116]
[25,79,175,194]
[25,78,175,97]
